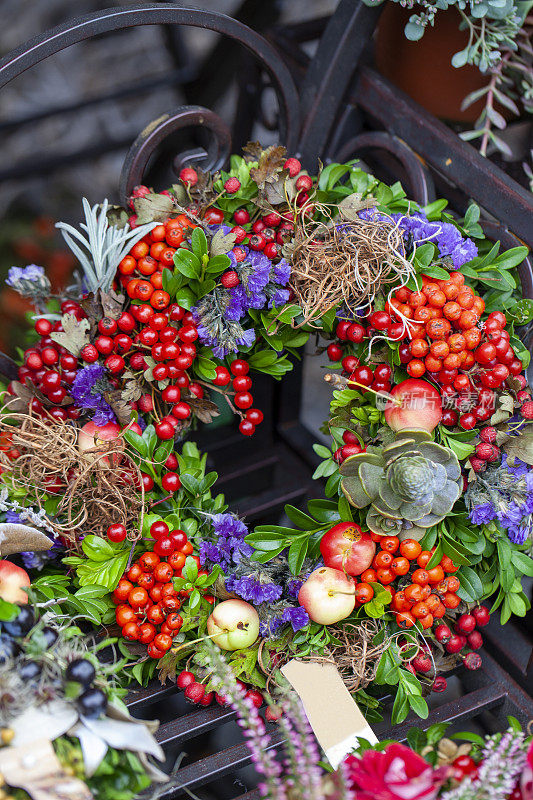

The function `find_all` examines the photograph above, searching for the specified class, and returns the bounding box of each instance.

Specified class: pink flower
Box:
[345,743,450,800]
[520,740,533,800]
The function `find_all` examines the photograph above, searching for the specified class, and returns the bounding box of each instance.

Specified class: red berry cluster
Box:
[389,276,522,429]
[452,754,480,782]
[333,429,366,465]
[112,521,213,659]
[329,318,393,395]
[213,359,264,436]
[434,605,489,669]
[15,302,86,421]
[470,428,501,473]
[80,303,201,446]
[177,669,266,711]
[118,211,197,312]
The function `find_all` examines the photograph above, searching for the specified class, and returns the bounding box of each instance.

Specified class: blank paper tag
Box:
[281,659,378,769]
[0,738,93,800]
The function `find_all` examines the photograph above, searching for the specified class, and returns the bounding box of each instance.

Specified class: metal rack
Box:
[1,2,533,797]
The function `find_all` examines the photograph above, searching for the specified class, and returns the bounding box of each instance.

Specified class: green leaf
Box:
[205,254,231,274]
[183,556,199,583]
[284,505,318,530]
[191,228,208,260]
[407,694,429,719]
[173,249,201,279]
[123,430,147,457]
[457,566,484,602]
[407,728,427,752]
[511,551,533,577]
[82,535,115,562]
[288,538,309,575]
[174,287,196,310]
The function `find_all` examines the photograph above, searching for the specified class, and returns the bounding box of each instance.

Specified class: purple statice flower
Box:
[71,363,117,425]
[225,575,283,604]
[199,513,252,573]
[469,502,497,525]
[269,288,290,309]
[285,578,304,599]
[273,258,290,286]
[6,264,51,300]
[260,615,285,638]
[391,212,478,268]
[241,250,272,295]
[501,452,530,478]
[281,606,309,632]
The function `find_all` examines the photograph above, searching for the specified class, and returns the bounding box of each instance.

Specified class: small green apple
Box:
[207,599,260,651]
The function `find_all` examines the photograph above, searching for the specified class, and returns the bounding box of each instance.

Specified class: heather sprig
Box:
[440,728,528,800]
[277,692,324,800]
[203,642,287,800]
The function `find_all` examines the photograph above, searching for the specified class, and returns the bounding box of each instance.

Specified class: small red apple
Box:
[78,421,122,463]
[0,561,30,603]
[298,567,356,625]
[320,522,376,576]
[384,379,442,432]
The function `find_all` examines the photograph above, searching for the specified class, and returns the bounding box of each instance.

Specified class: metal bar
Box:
[297,0,382,168]
[155,705,236,747]
[350,65,533,248]
[149,730,285,798]
[0,4,300,154]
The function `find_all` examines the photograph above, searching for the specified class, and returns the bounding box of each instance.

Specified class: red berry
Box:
[341,356,359,373]
[35,318,52,336]
[479,426,497,443]
[434,624,452,643]
[249,234,266,251]
[245,689,263,708]
[161,472,181,492]
[467,631,483,650]
[470,457,487,473]
[369,311,391,330]
[347,323,365,343]
[180,167,198,185]
[230,359,249,376]
[445,635,465,654]
[107,523,127,543]
[184,682,205,703]
[154,537,173,557]
[224,177,241,194]
[221,270,240,289]
[232,226,247,243]
[521,401,533,419]
[459,412,477,430]
[265,706,283,722]
[246,408,264,425]
[150,520,169,539]
[263,242,279,260]
[455,614,476,634]
[475,443,496,461]
[95,335,114,355]
[283,157,301,177]
[171,402,191,420]
[214,366,231,386]
[105,354,125,374]
[239,420,255,436]
[235,391,253,410]
[233,209,250,225]
[162,385,181,404]
[327,343,343,361]
[472,605,490,626]
[432,677,447,693]
[155,419,175,440]
[81,344,98,363]
[463,652,482,670]
[295,174,313,192]
[176,669,194,689]
[412,653,432,673]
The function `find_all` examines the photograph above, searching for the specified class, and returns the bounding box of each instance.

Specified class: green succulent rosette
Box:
[339,429,462,539]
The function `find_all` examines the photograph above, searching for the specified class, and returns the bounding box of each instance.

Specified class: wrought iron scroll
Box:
[119,106,232,205]
[0,3,300,182]
[333,131,435,207]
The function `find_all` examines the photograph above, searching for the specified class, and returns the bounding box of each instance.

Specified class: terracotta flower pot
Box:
[375,5,489,123]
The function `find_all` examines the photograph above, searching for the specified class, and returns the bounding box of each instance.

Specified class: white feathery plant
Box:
[56,199,157,294]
